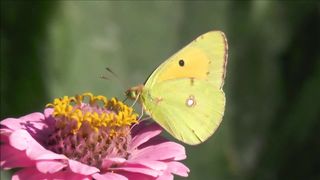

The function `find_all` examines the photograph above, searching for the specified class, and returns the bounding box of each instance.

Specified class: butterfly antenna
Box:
[100,67,128,93]
[106,67,129,94]
[106,67,119,79]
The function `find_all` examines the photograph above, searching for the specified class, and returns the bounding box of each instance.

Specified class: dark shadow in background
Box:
[1,2,56,118]
[255,5,320,180]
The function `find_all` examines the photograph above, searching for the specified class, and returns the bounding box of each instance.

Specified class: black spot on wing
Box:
[179,59,185,67]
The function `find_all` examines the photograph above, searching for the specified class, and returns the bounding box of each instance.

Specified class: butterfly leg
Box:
[138,106,144,120]
[140,116,151,122]
[131,93,141,108]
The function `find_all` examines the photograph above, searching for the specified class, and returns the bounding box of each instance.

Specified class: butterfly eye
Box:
[179,59,185,67]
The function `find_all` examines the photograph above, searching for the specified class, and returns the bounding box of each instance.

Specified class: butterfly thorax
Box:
[125,84,145,100]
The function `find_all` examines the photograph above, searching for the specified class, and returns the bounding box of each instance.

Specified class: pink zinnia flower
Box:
[0,93,189,180]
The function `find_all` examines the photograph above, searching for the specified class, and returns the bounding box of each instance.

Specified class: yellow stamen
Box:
[46,93,138,135]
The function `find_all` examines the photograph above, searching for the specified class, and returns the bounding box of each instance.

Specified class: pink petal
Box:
[166,162,190,177]
[112,165,161,177]
[36,160,67,173]
[68,159,100,175]
[44,108,54,118]
[126,159,167,171]
[9,129,67,161]
[0,145,34,169]
[101,157,126,169]
[9,129,31,151]
[130,142,186,161]
[130,121,149,136]
[0,129,11,143]
[1,112,45,131]
[12,167,90,180]
[156,172,173,180]
[137,135,168,149]
[118,171,155,180]
[0,118,25,131]
[25,121,55,142]
[19,112,45,123]
[92,172,128,180]
[43,108,56,127]
[35,152,67,160]
[21,111,55,141]
[1,110,55,142]
[130,123,162,150]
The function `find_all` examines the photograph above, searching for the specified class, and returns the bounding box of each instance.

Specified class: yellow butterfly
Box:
[126,31,228,145]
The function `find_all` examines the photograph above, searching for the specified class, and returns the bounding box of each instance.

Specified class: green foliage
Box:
[1,1,319,180]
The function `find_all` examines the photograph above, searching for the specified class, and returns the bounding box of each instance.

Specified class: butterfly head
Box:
[125,84,144,100]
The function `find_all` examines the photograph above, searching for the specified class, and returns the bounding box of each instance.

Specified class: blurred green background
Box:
[1,1,319,180]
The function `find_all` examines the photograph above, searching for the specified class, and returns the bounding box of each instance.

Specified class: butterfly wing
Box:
[145,31,227,89]
[140,31,228,144]
[141,78,225,145]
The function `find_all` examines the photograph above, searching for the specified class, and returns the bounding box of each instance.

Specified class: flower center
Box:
[46,93,138,168]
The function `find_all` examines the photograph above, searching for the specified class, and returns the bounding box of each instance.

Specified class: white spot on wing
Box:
[186,95,196,107]
[187,99,194,106]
